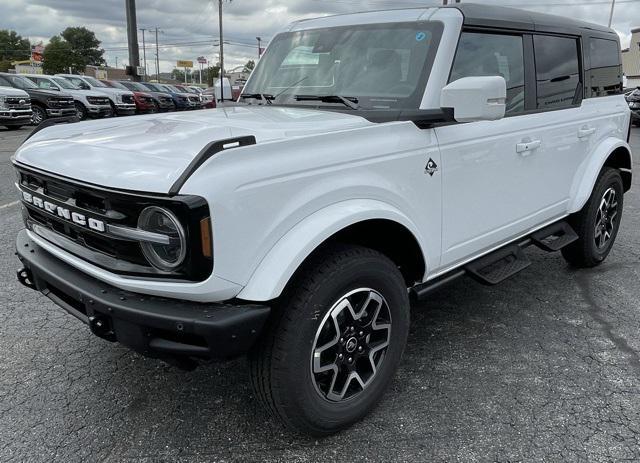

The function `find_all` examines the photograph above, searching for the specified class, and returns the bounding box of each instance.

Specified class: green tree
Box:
[61,27,105,68]
[243,59,255,74]
[0,29,30,62]
[42,36,73,74]
[42,27,105,74]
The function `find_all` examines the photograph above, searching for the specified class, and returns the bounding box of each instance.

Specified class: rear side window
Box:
[588,38,623,97]
[450,32,525,115]
[533,35,581,110]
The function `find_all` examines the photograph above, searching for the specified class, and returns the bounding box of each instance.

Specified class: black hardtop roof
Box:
[449,3,616,37]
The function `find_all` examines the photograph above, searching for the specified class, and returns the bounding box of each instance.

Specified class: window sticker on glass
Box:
[416,32,427,42]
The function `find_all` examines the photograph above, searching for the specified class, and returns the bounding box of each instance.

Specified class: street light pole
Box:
[125,0,141,82]
[257,37,262,58]
[155,27,160,81]
[140,28,147,81]
[608,0,616,28]
[218,0,225,102]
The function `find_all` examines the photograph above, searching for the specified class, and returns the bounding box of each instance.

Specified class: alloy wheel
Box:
[594,187,618,249]
[31,107,44,125]
[311,288,392,402]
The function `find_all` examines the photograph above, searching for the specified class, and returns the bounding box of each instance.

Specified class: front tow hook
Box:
[17,267,36,290]
[89,315,117,342]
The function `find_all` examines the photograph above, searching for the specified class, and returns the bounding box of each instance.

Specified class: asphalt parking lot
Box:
[1,125,640,462]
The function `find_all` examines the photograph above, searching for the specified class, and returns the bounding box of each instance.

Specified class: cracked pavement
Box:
[1,126,639,462]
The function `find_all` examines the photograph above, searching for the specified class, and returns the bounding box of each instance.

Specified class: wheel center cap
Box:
[345,337,358,353]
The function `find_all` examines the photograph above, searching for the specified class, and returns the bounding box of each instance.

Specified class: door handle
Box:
[516,139,541,154]
[578,127,596,139]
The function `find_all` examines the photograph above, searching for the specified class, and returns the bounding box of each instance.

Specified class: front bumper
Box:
[46,108,76,117]
[16,229,270,362]
[114,104,136,116]
[87,105,112,117]
[0,109,32,124]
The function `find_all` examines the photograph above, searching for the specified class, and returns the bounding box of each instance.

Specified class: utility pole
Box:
[125,0,142,82]
[140,28,148,81]
[257,37,262,58]
[608,0,616,27]
[218,0,225,102]
[155,27,160,81]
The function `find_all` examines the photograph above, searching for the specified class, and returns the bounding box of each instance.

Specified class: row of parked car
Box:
[0,72,216,130]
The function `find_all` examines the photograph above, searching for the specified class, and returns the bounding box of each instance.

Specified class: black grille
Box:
[86,96,110,105]
[122,95,134,104]
[49,98,74,108]
[16,165,212,282]
[6,97,31,110]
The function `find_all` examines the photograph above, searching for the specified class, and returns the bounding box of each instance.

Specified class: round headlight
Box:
[138,206,186,271]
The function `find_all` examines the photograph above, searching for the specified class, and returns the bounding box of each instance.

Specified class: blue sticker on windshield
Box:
[416,32,426,42]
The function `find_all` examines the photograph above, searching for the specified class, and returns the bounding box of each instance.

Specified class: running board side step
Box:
[410,220,578,300]
[530,221,578,252]
[464,245,531,285]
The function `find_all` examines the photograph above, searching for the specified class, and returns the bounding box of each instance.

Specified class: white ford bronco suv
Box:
[13,4,632,435]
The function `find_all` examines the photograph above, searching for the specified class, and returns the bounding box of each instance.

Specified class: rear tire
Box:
[562,167,624,267]
[249,244,410,436]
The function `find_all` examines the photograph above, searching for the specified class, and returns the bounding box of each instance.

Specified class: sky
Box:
[1,0,639,75]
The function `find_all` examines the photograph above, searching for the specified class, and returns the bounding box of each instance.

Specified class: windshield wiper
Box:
[239,93,274,105]
[293,95,359,110]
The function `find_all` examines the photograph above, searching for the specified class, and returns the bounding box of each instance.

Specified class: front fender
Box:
[568,137,632,213]
[237,199,428,302]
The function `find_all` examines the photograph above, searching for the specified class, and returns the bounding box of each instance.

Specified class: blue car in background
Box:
[140,82,191,110]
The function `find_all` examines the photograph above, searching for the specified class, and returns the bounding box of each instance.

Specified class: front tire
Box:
[31,105,46,125]
[562,167,624,267]
[75,102,88,121]
[249,244,410,436]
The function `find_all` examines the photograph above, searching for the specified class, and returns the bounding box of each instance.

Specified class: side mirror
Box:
[440,76,506,122]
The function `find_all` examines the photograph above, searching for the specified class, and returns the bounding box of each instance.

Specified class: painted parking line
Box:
[0,200,19,210]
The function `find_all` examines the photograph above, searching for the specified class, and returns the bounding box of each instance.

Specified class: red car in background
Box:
[100,80,158,114]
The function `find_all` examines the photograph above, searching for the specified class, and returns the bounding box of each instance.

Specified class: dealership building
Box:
[623,27,640,88]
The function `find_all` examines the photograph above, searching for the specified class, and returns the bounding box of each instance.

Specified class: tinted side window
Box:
[533,35,581,110]
[450,32,525,115]
[589,38,623,97]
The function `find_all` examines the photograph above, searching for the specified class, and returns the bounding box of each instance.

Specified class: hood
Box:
[93,87,132,97]
[25,88,73,99]
[14,105,373,193]
[0,87,29,98]
[66,89,107,99]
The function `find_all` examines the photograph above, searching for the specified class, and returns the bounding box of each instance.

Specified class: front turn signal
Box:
[200,217,212,258]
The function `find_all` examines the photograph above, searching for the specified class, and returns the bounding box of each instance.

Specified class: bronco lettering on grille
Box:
[21,190,106,233]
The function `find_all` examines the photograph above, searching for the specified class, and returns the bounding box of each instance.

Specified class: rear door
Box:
[435,30,586,269]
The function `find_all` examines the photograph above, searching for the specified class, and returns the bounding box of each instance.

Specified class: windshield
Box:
[243,21,442,110]
[107,80,128,90]
[122,81,147,92]
[83,77,107,88]
[52,77,76,90]
[2,75,38,90]
[140,83,159,92]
